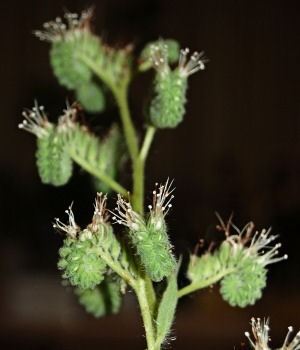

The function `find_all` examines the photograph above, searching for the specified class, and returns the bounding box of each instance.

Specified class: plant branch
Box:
[132,126,156,214]
[67,148,128,196]
[177,268,234,298]
[97,247,137,289]
[113,84,139,163]
[139,126,156,162]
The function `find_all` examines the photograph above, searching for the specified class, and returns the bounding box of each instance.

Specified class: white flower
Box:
[34,9,93,42]
[53,203,80,239]
[111,194,146,232]
[18,101,52,138]
[88,192,109,234]
[223,221,287,266]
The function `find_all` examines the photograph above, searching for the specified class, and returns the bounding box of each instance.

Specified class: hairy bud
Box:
[76,81,106,113]
[19,102,73,186]
[75,278,122,318]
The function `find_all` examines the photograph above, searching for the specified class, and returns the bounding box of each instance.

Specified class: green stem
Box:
[78,53,139,164]
[80,52,157,348]
[134,278,158,350]
[113,85,139,163]
[139,126,156,162]
[132,126,156,214]
[67,148,128,196]
[97,247,136,288]
[177,268,234,298]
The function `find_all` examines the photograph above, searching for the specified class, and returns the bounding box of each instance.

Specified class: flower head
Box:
[18,101,52,138]
[53,203,80,239]
[34,9,93,42]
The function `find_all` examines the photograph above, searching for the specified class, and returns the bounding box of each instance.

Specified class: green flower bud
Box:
[187,252,221,283]
[220,260,267,307]
[112,180,176,282]
[150,70,187,128]
[76,81,106,113]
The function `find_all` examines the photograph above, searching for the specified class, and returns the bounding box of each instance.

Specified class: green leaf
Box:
[155,269,178,347]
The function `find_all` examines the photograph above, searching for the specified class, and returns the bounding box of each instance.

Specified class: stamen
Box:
[19,100,52,138]
[178,48,208,77]
[53,202,80,239]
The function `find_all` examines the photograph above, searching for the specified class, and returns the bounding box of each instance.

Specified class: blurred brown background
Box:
[0,0,299,349]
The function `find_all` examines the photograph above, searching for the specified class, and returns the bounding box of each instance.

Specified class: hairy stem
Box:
[96,247,136,288]
[177,268,234,298]
[134,278,159,350]
[113,84,139,163]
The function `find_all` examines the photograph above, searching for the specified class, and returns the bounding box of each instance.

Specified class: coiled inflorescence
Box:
[34,9,131,105]
[19,102,73,186]
[34,9,103,93]
[244,318,300,350]
[55,203,107,289]
[149,42,207,128]
[55,193,130,293]
[112,180,177,282]
[187,220,287,308]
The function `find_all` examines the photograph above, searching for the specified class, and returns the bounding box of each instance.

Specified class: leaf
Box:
[155,259,181,347]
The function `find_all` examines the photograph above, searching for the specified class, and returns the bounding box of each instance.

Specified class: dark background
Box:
[0,0,299,349]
